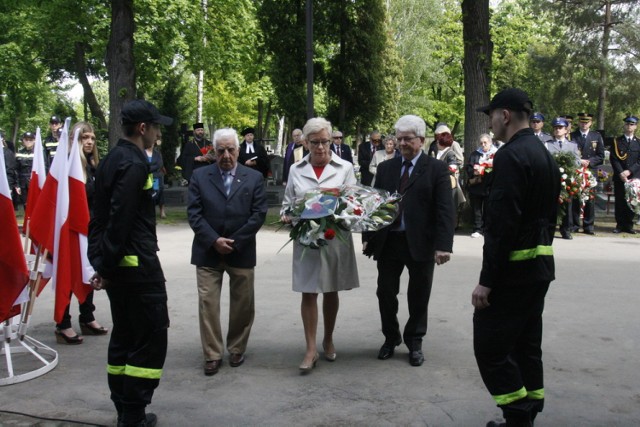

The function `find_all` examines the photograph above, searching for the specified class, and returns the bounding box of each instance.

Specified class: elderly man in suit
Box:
[187,128,268,377]
[570,112,604,235]
[282,128,308,185]
[329,130,353,164]
[358,131,382,185]
[363,115,455,367]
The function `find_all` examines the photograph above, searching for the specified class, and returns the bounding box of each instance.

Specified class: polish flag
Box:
[0,144,30,322]
[23,127,47,237]
[29,119,94,323]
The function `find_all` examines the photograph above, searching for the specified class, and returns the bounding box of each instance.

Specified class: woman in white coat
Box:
[280,117,360,373]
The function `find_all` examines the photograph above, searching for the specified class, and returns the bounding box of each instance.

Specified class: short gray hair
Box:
[213,128,239,149]
[303,117,332,140]
[479,133,492,144]
[394,115,426,138]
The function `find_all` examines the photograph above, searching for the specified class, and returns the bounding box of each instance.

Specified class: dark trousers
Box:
[560,199,574,234]
[572,197,594,231]
[56,290,96,329]
[376,232,435,350]
[106,283,169,424]
[474,281,549,422]
[613,178,634,230]
[469,193,486,233]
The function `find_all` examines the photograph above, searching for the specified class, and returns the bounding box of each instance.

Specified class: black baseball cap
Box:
[49,115,61,124]
[476,88,533,115]
[121,100,173,126]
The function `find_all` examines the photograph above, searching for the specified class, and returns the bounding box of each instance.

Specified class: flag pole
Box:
[18,247,47,341]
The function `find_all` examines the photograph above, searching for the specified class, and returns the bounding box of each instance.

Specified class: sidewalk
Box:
[1,225,639,426]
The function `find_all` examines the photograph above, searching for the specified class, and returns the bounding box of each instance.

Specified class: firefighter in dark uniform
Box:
[88,100,172,427]
[474,88,561,427]
[610,115,640,234]
[570,112,604,234]
[44,115,62,167]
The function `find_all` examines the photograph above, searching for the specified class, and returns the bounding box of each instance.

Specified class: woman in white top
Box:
[280,117,360,373]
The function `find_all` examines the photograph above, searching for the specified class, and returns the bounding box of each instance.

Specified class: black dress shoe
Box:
[560,232,572,240]
[229,353,245,367]
[583,229,595,235]
[625,228,637,234]
[377,338,401,360]
[409,350,424,366]
[613,228,622,234]
[204,359,222,376]
[118,413,157,427]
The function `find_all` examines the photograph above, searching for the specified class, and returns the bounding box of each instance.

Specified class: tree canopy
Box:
[1,0,638,160]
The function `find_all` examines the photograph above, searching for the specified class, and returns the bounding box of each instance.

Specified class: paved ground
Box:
[1,221,639,426]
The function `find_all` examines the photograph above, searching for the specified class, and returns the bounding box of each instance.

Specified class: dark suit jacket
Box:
[330,143,353,164]
[358,141,379,185]
[238,140,270,177]
[363,153,455,262]
[187,163,267,269]
[570,130,604,169]
[610,135,640,180]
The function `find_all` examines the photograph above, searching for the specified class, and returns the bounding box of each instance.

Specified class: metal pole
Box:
[305,0,314,119]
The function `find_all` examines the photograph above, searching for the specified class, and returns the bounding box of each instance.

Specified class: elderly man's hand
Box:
[434,251,451,265]
[214,237,235,255]
[280,214,292,225]
[472,284,492,309]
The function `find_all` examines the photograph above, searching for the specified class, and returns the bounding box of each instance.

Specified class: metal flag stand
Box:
[0,250,58,386]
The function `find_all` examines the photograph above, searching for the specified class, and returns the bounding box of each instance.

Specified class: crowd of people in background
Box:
[3,90,639,427]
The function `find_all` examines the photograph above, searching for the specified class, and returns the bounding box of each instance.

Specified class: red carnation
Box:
[353,207,363,216]
[324,228,336,240]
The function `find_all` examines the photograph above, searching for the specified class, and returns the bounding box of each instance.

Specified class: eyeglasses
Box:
[371,139,381,143]
[332,136,343,140]
[396,136,418,143]
[216,147,237,155]
[309,139,331,146]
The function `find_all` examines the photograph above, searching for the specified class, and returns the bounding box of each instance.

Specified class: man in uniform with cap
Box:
[610,115,640,234]
[546,117,580,240]
[88,99,172,427]
[15,131,43,210]
[529,112,553,145]
[238,127,269,177]
[474,88,560,427]
[570,112,604,235]
[44,115,62,166]
[176,122,212,184]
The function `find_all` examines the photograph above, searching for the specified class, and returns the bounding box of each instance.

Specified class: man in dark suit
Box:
[363,115,454,367]
[238,127,269,177]
[329,130,353,164]
[610,115,640,234]
[358,131,382,186]
[570,112,604,234]
[187,128,268,377]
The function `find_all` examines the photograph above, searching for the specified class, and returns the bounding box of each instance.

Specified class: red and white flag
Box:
[0,145,30,322]
[23,127,47,237]
[29,119,94,323]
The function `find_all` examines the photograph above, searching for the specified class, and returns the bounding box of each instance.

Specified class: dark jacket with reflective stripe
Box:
[88,139,165,284]
[479,128,560,288]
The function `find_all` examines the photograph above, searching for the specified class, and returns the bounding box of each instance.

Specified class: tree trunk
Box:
[74,42,108,131]
[106,0,136,148]
[597,1,612,131]
[264,100,273,140]
[257,99,264,139]
[461,0,492,164]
